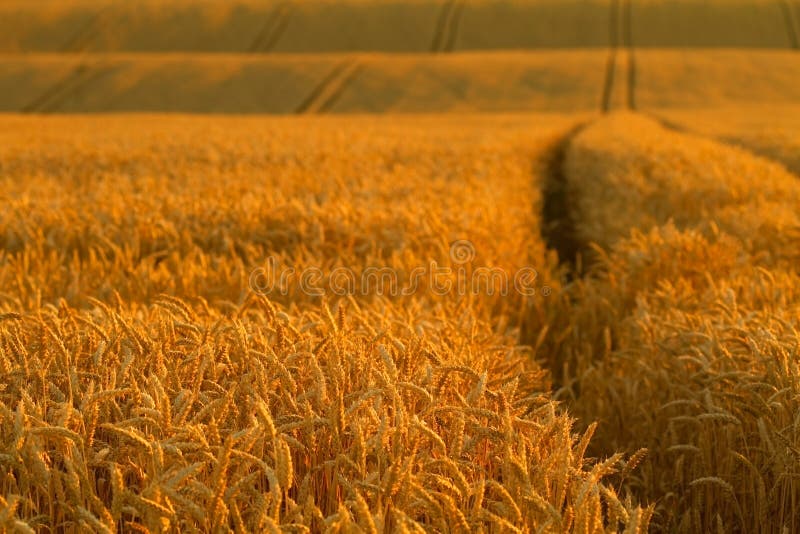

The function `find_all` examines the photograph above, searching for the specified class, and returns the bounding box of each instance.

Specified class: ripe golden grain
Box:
[0,114,662,532]
[562,113,800,532]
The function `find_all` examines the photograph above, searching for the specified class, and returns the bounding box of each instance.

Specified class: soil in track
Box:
[540,123,589,274]
[547,0,632,267]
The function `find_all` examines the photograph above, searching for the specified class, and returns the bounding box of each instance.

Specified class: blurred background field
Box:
[0,0,798,113]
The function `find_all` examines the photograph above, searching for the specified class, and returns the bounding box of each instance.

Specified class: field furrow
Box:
[21,62,93,113]
[443,0,466,52]
[539,124,587,271]
[431,0,457,52]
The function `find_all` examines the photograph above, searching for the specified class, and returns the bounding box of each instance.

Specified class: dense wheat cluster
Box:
[3,112,800,534]
[655,106,800,177]
[558,114,800,532]
[0,116,655,532]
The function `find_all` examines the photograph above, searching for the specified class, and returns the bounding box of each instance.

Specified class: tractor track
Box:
[249,1,293,53]
[779,0,800,49]
[600,0,620,112]
[61,6,110,52]
[540,123,592,273]
[623,0,637,110]
[22,61,107,113]
[601,0,636,112]
[295,59,362,114]
[431,0,465,53]
[443,0,466,52]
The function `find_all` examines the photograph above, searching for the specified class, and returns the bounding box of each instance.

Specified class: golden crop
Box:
[559,113,800,532]
[3,110,799,532]
[2,1,800,532]
[0,115,652,532]
[655,105,800,177]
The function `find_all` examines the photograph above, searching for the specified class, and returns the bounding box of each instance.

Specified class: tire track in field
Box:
[443,0,466,52]
[622,0,637,110]
[27,3,113,112]
[600,0,620,112]
[61,5,111,52]
[540,122,592,272]
[779,0,800,49]
[249,1,293,52]
[295,59,362,114]
[21,61,108,113]
[431,0,465,53]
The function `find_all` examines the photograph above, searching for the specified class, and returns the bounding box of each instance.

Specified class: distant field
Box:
[5,0,797,53]
[0,51,608,113]
[455,0,609,50]
[2,0,798,115]
[0,54,338,113]
[635,50,800,109]
[6,50,800,114]
[0,0,607,53]
[329,51,607,113]
[631,0,794,48]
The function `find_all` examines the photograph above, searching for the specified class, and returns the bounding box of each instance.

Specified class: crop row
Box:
[558,113,800,531]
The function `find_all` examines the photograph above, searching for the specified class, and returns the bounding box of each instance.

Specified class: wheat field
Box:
[654,106,800,176]
[562,114,800,531]
[2,114,657,532]
[2,1,800,533]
